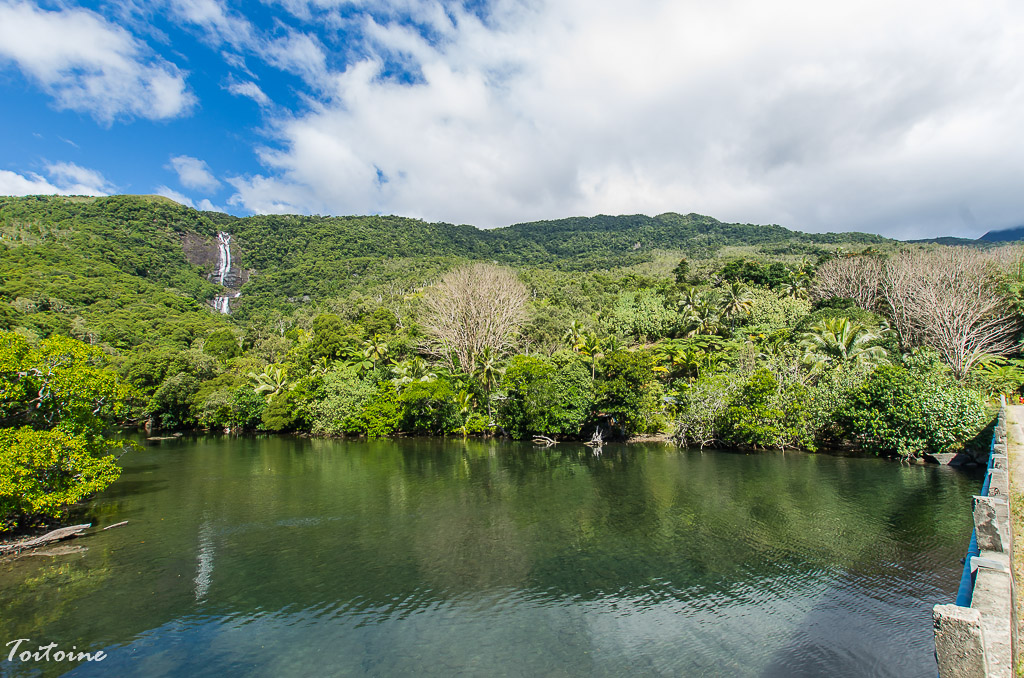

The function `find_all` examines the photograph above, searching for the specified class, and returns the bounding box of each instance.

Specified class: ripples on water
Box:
[0,437,981,677]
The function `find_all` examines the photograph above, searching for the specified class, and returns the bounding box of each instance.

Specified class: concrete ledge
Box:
[934,604,988,678]
[936,405,1015,677]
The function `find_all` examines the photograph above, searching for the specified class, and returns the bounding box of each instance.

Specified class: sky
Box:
[0,0,1022,239]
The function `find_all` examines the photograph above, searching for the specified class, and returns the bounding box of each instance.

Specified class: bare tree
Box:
[812,255,884,311]
[881,248,1019,378]
[422,263,529,369]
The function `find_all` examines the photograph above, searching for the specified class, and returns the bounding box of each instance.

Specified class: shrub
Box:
[310,365,376,435]
[400,379,459,435]
[496,353,594,439]
[262,392,297,432]
[146,373,199,429]
[355,383,401,438]
[722,368,813,450]
[840,364,988,458]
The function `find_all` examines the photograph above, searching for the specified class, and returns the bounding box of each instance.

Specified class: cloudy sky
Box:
[0,0,1021,238]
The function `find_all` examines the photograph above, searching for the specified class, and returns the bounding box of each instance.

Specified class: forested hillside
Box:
[4,193,1023,530]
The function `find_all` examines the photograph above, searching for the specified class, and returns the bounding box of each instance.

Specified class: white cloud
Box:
[223,0,1024,239]
[168,0,255,49]
[227,80,271,106]
[155,185,223,211]
[168,155,222,192]
[265,30,328,86]
[0,162,114,196]
[155,185,196,207]
[0,1,194,123]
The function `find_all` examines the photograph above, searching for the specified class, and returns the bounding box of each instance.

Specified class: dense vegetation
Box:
[2,194,1021,531]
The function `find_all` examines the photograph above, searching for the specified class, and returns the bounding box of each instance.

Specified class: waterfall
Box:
[215,232,232,284]
[212,232,239,314]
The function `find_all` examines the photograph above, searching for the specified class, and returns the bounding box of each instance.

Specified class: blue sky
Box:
[1,0,1022,239]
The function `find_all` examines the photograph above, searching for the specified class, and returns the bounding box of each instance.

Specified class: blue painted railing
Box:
[953,423,997,607]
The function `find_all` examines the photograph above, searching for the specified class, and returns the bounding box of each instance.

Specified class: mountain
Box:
[978,225,1024,243]
[0,193,896,351]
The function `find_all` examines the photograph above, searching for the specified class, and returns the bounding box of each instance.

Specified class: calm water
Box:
[0,437,980,678]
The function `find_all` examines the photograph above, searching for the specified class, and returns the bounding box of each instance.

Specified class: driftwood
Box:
[532,435,558,448]
[584,428,604,453]
[102,520,129,531]
[0,523,91,555]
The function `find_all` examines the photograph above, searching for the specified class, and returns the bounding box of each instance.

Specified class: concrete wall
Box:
[934,405,1015,677]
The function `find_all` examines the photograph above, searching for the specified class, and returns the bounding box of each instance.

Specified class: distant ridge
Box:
[979,225,1024,243]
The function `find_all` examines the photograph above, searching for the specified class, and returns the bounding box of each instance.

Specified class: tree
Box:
[880,249,1019,378]
[798,318,888,372]
[473,346,504,420]
[248,364,289,400]
[720,282,754,325]
[422,263,529,370]
[812,255,883,311]
[672,258,691,285]
[496,353,593,439]
[0,332,137,531]
[203,329,240,361]
[596,350,659,435]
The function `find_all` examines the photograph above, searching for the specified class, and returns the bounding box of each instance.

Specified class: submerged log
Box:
[0,523,91,555]
[533,435,558,448]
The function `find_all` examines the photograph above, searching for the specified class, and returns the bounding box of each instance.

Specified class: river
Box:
[0,436,981,677]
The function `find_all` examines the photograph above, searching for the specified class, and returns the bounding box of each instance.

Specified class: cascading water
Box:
[211,232,239,314]
[216,232,231,284]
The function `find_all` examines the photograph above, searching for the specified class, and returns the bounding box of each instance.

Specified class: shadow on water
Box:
[756,464,983,678]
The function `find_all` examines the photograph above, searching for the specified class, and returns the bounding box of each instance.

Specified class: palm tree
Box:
[390,356,437,389]
[576,332,604,379]
[454,389,475,437]
[563,320,584,348]
[684,298,720,337]
[677,286,703,315]
[798,318,888,371]
[473,347,504,421]
[362,335,389,366]
[781,273,810,300]
[720,282,754,326]
[309,356,331,377]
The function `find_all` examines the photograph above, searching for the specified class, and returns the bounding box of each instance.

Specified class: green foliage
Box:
[743,288,812,334]
[798,317,888,371]
[0,331,136,531]
[496,353,594,439]
[608,289,676,340]
[717,259,794,289]
[840,364,988,458]
[722,368,813,450]
[147,373,199,429]
[974,357,1024,398]
[204,329,241,361]
[232,386,267,431]
[309,314,349,361]
[262,392,297,432]
[596,350,661,434]
[311,365,377,435]
[399,379,459,435]
[0,427,122,531]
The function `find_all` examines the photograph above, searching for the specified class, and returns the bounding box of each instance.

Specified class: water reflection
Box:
[0,437,980,677]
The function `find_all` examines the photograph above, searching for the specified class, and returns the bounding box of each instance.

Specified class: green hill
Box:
[0,193,895,346]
